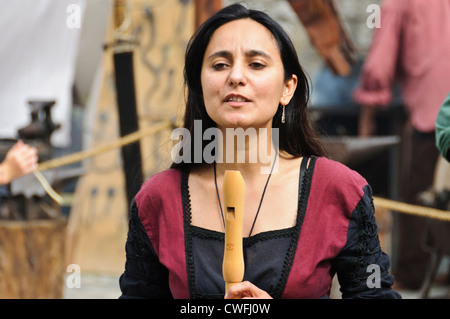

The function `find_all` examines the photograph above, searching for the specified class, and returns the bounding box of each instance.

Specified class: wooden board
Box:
[65,0,194,275]
[0,219,66,298]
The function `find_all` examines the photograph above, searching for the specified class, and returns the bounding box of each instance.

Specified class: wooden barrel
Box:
[0,218,66,298]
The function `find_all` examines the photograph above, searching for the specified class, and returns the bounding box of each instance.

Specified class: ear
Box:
[280,74,298,106]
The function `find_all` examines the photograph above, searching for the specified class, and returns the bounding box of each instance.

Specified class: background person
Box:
[353,0,450,289]
[0,140,38,185]
[436,90,450,162]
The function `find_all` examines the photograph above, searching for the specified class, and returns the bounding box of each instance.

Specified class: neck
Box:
[215,126,279,178]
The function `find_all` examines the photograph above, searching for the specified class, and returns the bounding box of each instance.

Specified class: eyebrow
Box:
[206,49,273,62]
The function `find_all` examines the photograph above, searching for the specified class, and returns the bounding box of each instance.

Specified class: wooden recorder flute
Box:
[222,170,245,298]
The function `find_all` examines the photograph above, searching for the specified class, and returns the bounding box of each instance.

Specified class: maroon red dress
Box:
[119,156,400,299]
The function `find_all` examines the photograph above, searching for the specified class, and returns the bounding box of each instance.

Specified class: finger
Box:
[23,159,38,172]
[224,281,254,299]
[12,140,24,149]
[16,146,38,162]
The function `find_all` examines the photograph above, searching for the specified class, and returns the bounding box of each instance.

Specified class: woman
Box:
[119,4,400,299]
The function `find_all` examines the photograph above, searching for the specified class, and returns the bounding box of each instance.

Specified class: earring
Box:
[281,104,286,124]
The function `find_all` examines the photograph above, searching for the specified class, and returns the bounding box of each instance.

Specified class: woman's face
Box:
[200,19,297,130]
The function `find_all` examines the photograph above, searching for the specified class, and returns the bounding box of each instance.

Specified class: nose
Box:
[228,63,247,87]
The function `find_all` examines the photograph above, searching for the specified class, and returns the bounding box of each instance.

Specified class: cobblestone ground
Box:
[63,273,450,299]
[63,273,121,299]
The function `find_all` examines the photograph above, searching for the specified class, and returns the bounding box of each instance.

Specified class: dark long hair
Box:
[171,3,327,169]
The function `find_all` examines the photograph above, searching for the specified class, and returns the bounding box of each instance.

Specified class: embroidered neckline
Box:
[181,157,316,298]
[189,223,296,244]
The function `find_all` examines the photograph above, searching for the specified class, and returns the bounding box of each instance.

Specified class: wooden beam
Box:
[195,0,222,29]
[287,0,355,76]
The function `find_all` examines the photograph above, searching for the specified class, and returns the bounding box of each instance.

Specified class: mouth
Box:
[224,94,251,105]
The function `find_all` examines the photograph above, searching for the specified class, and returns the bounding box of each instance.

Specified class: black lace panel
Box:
[190,226,294,299]
[181,157,316,299]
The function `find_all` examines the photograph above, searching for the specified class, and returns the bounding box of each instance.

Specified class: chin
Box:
[214,114,273,130]
[221,120,254,130]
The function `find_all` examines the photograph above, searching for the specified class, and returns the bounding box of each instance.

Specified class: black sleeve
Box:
[332,185,402,299]
[119,198,173,299]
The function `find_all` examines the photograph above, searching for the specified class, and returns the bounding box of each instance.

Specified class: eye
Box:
[249,62,265,70]
[213,63,228,70]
